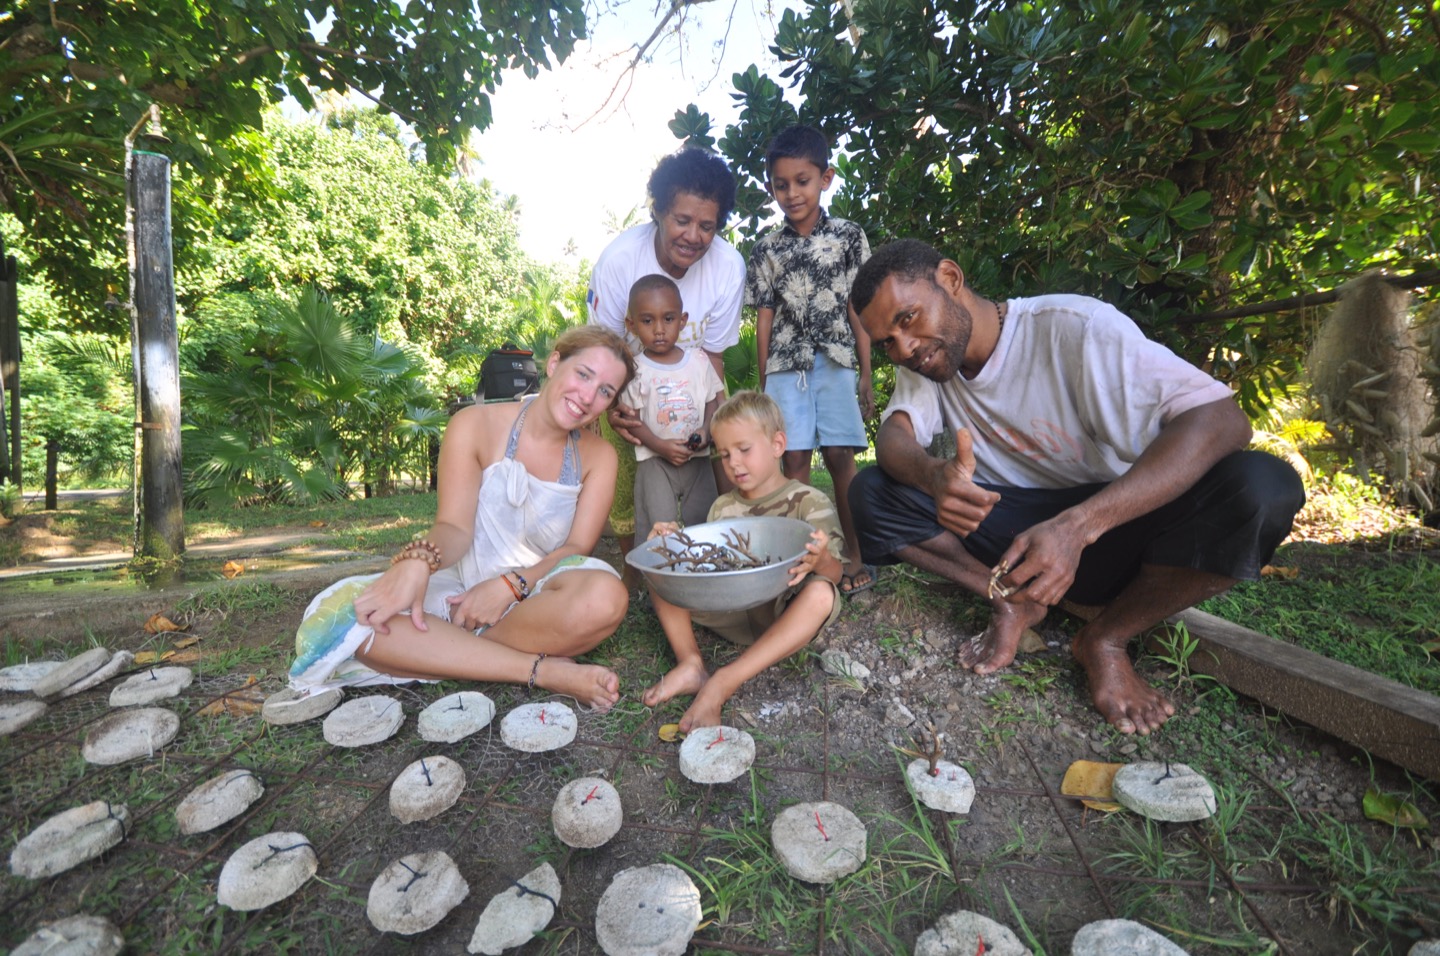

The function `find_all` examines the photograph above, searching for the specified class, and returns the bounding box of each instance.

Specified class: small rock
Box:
[500,701,577,752]
[1088,740,1107,754]
[915,910,1031,956]
[262,686,343,725]
[1016,628,1046,654]
[594,863,701,956]
[888,675,901,686]
[885,701,916,727]
[819,649,871,681]
[0,700,47,737]
[771,801,866,883]
[176,769,265,835]
[9,801,130,879]
[82,707,180,765]
[389,755,466,824]
[1071,918,1190,955]
[1118,743,1138,756]
[0,660,63,693]
[468,862,562,954]
[57,651,134,699]
[552,777,622,848]
[109,666,193,707]
[322,695,404,747]
[906,759,975,814]
[1112,762,1217,822]
[1409,941,1440,956]
[418,691,495,743]
[678,726,755,784]
[366,850,469,935]
[32,648,112,699]
[11,914,124,956]
[217,831,316,910]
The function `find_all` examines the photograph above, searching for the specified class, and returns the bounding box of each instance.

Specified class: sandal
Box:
[840,564,878,596]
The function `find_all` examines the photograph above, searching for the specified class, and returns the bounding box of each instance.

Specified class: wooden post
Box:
[128,148,185,560]
[45,438,58,511]
[0,240,19,487]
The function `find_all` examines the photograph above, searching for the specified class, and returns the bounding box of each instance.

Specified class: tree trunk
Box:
[129,149,185,560]
[45,439,57,510]
[0,243,19,488]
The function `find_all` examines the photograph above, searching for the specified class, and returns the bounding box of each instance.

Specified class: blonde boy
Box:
[641,391,844,730]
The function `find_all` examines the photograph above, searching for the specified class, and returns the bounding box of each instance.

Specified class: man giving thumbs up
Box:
[847,239,1304,736]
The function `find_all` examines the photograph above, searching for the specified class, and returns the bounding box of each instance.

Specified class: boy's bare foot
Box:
[1070,634,1175,735]
[641,659,708,709]
[537,657,621,713]
[677,682,727,732]
[957,597,1049,674]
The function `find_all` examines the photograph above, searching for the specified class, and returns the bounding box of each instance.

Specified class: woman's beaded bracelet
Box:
[512,570,531,599]
[500,573,524,602]
[391,538,442,574]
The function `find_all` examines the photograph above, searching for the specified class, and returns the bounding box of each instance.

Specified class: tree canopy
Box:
[1,0,586,325]
[677,0,1439,399]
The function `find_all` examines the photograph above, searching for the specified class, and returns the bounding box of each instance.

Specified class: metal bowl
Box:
[624,516,814,613]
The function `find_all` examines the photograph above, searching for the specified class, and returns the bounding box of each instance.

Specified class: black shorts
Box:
[849,451,1304,605]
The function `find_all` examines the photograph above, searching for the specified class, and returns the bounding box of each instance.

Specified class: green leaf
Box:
[1362,786,1429,829]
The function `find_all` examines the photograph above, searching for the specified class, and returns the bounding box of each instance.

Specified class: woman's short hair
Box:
[711,390,785,438]
[647,149,737,228]
[550,326,637,397]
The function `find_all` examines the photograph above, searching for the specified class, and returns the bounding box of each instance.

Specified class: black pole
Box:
[1,245,19,488]
[129,148,185,560]
[45,438,58,511]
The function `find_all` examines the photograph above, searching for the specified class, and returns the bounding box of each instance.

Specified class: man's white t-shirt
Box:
[883,294,1234,489]
[586,222,745,357]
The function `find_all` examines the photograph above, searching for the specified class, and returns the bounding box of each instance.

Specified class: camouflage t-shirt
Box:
[707,478,844,563]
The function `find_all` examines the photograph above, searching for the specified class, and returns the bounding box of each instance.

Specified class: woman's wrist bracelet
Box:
[500,573,524,602]
[391,538,442,574]
[512,570,531,599]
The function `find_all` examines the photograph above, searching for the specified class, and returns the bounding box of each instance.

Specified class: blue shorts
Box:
[765,353,868,451]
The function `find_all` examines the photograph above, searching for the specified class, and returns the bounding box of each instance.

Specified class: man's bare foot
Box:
[537,657,621,713]
[957,598,1049,675]
[677,682,727,732]
[1070,635,1175,735]
[641,658,708,709]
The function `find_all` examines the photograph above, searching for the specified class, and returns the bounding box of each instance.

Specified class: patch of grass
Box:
[1201,546,1440,694]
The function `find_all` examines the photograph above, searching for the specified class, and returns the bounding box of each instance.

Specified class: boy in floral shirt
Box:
[745,125,875,593]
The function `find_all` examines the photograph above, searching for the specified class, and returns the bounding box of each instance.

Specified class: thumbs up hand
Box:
[930,427,1000,537]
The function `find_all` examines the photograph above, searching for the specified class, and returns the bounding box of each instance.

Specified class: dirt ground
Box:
[1,532,1437,954]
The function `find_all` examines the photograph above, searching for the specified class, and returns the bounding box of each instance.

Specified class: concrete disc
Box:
[366,850,469,935]
[678,725,755,784]
[82,707,180,765]
[9,801,130,880]
[262,686,343,725]
[0,699,47,737]
[418,691,495,743]
[1071,918,1191,955]
[906,758,976,814]
[176,769,265,835]
[389,755,466,824]
[1112,761,1217,822]
[771,801,867,883]
[32,648,112,699]
[551,777,622,848]
[322,695,404,747]
[915,909,1031,956]
[468,862,562,955]
[57,651,134,699]
[109,666,193,707]
[500,701,576,752]
[216,831,316,911]
[0,660,63,693]
[11,914,125,956]
[594,863,701,956]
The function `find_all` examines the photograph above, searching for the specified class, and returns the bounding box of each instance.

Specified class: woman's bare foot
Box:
[641,658,708,709]
[537,657,621,713]
[677,682,727,732]
[957,597,1049,674]
[1070,634,1175,734]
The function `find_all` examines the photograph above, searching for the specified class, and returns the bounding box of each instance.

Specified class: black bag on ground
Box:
[477,344,538,401]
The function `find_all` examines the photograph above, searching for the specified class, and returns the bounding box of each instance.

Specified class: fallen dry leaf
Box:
[1260,564,1300,580]
[173,636,199,649]
[165,648,203,664]
[221,560,245,579]
[658,723,685,743]
[132,650,176,666]
[196,687,265,718]
[143,613,186,634]
[1017,628,1046,654]
[309,520,326,528]
[1060,759,1124,812]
